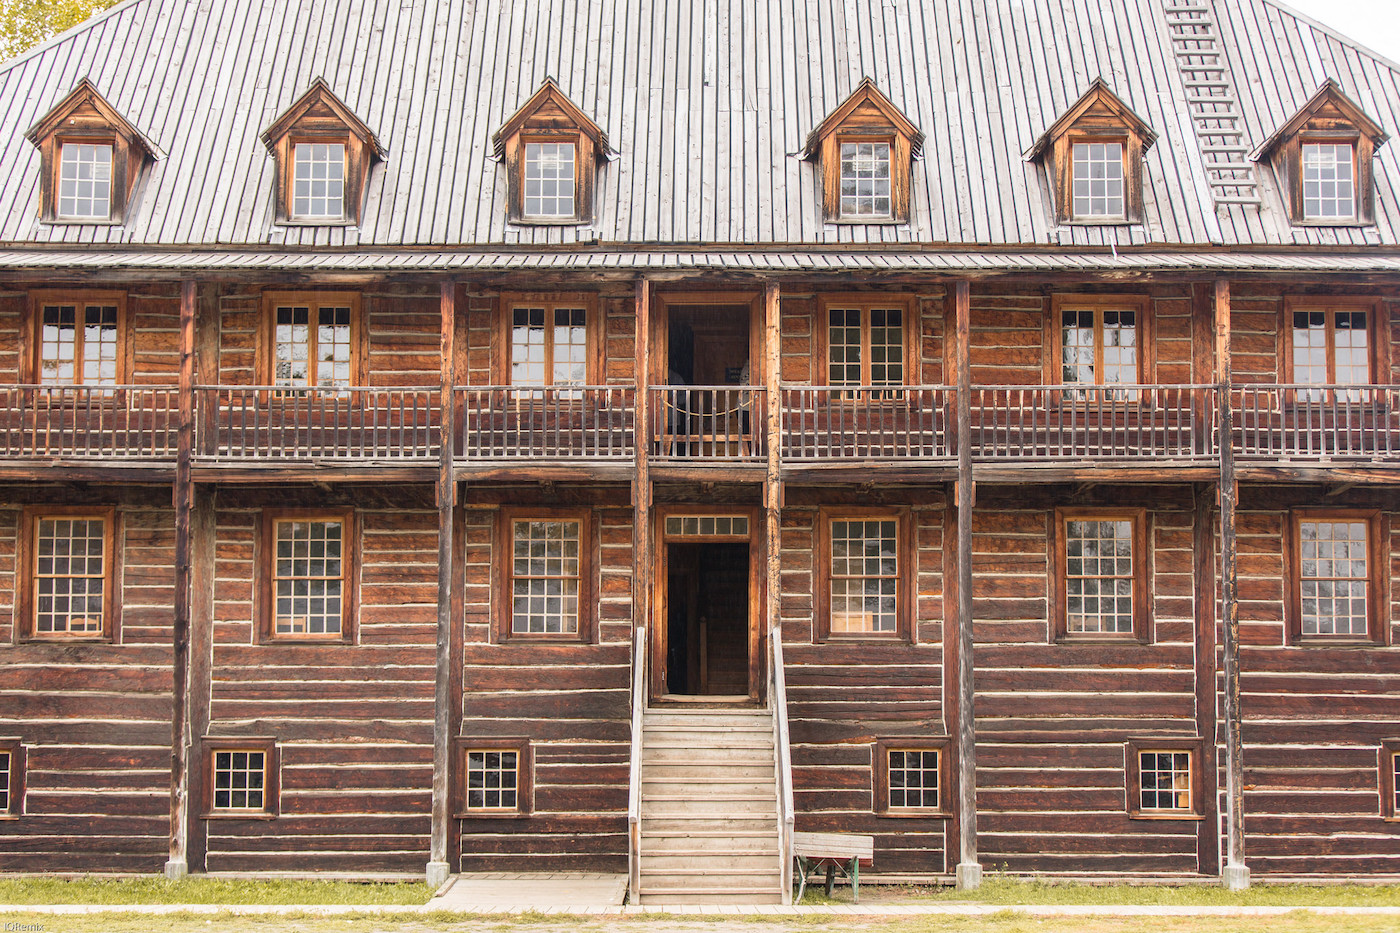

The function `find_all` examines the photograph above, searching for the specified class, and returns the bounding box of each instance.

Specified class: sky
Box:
[1281,0,1400,64]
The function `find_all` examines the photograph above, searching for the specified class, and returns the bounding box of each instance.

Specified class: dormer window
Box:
[261,78,384,226]
[292,142,346,219]
[1301,142,1355,220]
[802,78,922,224]
[1252,79,1388,227]
[523,141,576,218]
[24,78,159,225]
[494,79,610,225]
[1027,79,1156,225]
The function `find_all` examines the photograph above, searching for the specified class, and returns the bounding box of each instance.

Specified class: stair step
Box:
[641,891,784,905]
[641,800,775,816]
[642,841,780,856]
[641,854,779,871]
[642,781,776,796]
[641,817,779,833]
[641,764,775,780]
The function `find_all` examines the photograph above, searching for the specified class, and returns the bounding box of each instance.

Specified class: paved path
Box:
[428,871,629,910]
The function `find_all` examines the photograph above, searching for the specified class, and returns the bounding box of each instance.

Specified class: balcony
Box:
[0,382,1394,479]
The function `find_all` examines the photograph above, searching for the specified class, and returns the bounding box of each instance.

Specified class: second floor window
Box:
[38,300,120,386]
[267,294,358,388]
[510,304,588,387]
[292,142,346,219]
[58,142,113,220]
[1291,303,1371,396]
[1061,304,1138,390]
[826,303,906,390]
[1072,141,1125,219]
[839,141,892,218]
[1302,142,1355,220]
[523,142,576,218]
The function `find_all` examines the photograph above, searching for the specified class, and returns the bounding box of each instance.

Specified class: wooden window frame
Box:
[1284,509,1388,646]
[256,508,358,645]
[17,505,119,643]
[0,739,24,818]
[517,133,584,222]
[285,135,351,223]
[814,507,914,644]
[834,134,897,222]
[1281,132,1375,228]
[1382,740,1400,821]
[25,290,132,386]
[201,737,278,820]
[1051,507,1151,644]
[820,131,914,225]
[815,294,918,391]
[258,291,364,388]
[494,508,597,644]
[1126,738,1204,820]
[874,737,950,819]
[52,136,117,222]
[1066,136,1129,222]
[1281,296,1385,390]
[496,292,602,387]
[453,737,532,819]
[1047,295,1153,388]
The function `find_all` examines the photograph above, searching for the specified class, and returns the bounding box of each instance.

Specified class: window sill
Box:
[274,219,358,228]
[202,811,276,821]
[827,217,905,226]
[876,809,950,820]
[1291,637,1385,648]
[18,636,113,645]
[1128,811,1204,821]
[508,217,592,227]
[499,634,590,645]
[1054,634,1148,646]
[1061,218,1133,226]
[1293,219,1372,228]
[42,218,123,227]
[818,634,912,645]
[455,810,528,820]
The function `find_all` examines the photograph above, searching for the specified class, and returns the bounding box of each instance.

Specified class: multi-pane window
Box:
[1072,141,1125,218]
[829,518,899,635]
[511,520,581,635]
[466,748,520,811]
[211,750,268,812]
[272,519,345,638]
[523,142,576,218]
[1291,306,1370,400]
[33,516,107,637]
[292,142,346,219]
[58,143,113,219]
[839,141,892,218]
[1063,517,1136,636]
[1298,518,1370,638]
[827,306,905,390]
[38,301,120,386]
[887,749,940,810]
[272,299,354,388]
[1302,143,1355,220]
[1060,304,1138,393]
[1138,750,1193,813]
[510,306,588,388]
[0,750,10,814]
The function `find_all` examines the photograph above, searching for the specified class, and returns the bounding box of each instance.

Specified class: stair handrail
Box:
[769,622,795,903]
[627,624,646,903]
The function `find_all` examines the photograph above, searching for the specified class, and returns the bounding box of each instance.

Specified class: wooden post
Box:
[1193,482,1220,877]
[427,278,456,890]
[764,281,782,647]
[1216,278,1249,890]
[634,278,653,695]
[953,279,980,890]
[166,278,196,880]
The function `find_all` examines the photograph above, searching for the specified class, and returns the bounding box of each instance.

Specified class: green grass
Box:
[0,876,432,906]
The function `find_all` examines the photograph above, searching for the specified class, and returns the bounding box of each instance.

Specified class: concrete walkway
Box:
[428,871,629,910]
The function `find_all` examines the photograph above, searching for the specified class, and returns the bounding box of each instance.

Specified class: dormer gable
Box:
[260,78,385,226]
[1251,79,1389,226]
[24,77,159,225]
[1026,79,1157,225]
[492,78,610,225]
[801,78,923,224]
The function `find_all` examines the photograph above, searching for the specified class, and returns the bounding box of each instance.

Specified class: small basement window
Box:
[0,741,22,817]
[1127,739,1202,819]
[874,738,948,817]
[203,738,277,819]
[456,739,532,817]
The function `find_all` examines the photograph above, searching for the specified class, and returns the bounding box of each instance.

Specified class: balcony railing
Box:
[0,385,179,459]
[200,386,439,460]
[456,386,635,460]
[650,386,764,461]
[971,385,1218,461]
[782,386,952,461]
[1235,384,1400,461]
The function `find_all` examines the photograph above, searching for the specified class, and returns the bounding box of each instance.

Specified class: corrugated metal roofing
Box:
[0,0,1398,259]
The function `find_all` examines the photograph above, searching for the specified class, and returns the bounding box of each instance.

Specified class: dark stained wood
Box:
[432,278,456,875]
[1192,483,1219,876]
[1216,278,1246,878]
[168,278,196,875]
[953,279,977,877]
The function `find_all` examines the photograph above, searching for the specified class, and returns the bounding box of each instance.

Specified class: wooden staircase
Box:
[635,706,784,904]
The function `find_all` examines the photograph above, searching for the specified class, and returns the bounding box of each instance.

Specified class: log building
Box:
[0,0,1398,903]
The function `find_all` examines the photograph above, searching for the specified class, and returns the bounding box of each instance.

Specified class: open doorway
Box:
[665,542,750,697]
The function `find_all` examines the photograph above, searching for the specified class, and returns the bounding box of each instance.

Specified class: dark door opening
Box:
[665,542,750,697]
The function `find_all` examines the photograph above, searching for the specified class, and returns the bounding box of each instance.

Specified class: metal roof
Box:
[0,0,1398,263]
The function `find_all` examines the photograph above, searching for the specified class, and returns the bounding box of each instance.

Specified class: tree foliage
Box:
[1,0,122,63]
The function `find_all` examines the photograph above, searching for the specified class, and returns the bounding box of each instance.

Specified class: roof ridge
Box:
[0,0,156,77]
[1259,0,1400,76]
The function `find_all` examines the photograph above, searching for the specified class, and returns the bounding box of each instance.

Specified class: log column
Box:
[427,278,457,890]
[763,281,782,652]
[1216,278,1249,890]
[953,279,981,890]
[166,279,197,880]
[634,278,653,692]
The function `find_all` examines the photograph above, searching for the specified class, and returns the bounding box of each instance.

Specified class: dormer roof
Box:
[1250,78,1389,163]
[24,77,162,160]
[1025,78,1157,163]
[800,78,923,160]
[491,78,612,162]
[260,77,385,160]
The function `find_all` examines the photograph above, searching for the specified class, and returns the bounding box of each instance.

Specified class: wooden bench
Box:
[792,830,874,903]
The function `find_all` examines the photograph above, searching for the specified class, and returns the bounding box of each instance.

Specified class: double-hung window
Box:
[523,142,576,219]
[817,509,911,642]
[497,510,593,643]
[58,142,113,220]
[838,140,893,219]
[291,142,346,220]
[1290,511,1381,643]
[22,507,116,641]
[260,510,354,643]
[1053,509,1148,642]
